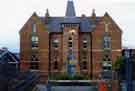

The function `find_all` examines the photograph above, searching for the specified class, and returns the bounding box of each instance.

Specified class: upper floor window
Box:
[68,37,73,48]
[104,34,111,49]
[31,36,39,48]
[31,55,39,62]
[52,39,59,48]
[105,23,109,32]
[32,36,39,42]
[82,39,87,48]
[30,55,39,70]
[32,23,37,33]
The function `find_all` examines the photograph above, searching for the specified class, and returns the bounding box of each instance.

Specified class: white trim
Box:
[8,62,18,64]
[29,61,40,63]
[8,52,18,63]
[0,50,8,58]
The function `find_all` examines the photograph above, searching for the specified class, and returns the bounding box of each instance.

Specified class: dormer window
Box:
[32,23,37,33]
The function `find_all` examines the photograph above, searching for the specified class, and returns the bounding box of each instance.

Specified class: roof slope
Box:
[40,17,101,32]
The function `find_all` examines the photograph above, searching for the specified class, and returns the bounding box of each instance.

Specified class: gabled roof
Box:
[0,49,19,63]
[19,0,122,33]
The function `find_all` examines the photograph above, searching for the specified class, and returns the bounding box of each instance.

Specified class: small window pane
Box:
[32,36,39,42]
[31,36,39,48]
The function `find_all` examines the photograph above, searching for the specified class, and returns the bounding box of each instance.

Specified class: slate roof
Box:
[40,17,101,32]
[0,49,19,63]
[38,0,101,33]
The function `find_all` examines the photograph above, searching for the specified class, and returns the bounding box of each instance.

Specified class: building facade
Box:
[20,0,122,83]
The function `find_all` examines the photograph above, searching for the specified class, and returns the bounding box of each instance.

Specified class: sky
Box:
[0,0,134,52]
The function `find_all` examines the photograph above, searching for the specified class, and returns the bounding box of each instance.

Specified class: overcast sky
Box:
[0,0,134,52]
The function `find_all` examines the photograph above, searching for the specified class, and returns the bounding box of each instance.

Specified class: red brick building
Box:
[20,0,122,83]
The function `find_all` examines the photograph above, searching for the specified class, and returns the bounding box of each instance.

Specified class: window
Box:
[30,62,39,69]
[32,23,37,33]
[31,55,39,61]
[82,61,87,70]
[82,51,87,60]
[30,55,39,70]
[52,39,59,48]
[82,39,87,48]
[68,41,73,48]
[53,61,58,70]
[105,23,109,32]
[103,66,111,70]
[31,36,39,48]
[32,36,39,42]
[80,61,87,70]
[102,56,112,71]
[104,34,111,49]
[68,37,73,48]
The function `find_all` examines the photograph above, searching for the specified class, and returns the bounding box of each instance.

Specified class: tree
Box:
[113,56,125,71]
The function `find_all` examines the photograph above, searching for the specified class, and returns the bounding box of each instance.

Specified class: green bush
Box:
[49,74,89,80]
[112,56,125,71]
